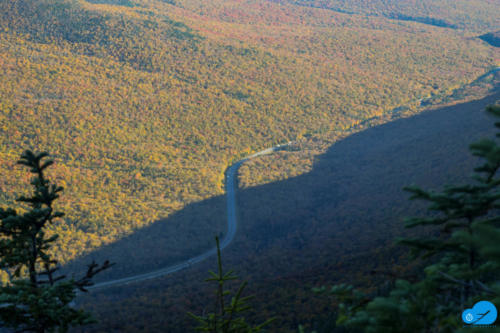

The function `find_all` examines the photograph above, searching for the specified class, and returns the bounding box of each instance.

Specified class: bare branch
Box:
[74,260,114,292]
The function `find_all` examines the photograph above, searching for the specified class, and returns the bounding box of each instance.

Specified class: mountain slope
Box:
[281,0,500,31]
[75,87,500,332]
[0,0,497,281]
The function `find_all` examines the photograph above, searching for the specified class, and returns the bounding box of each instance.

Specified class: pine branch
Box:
[74,260,114,292]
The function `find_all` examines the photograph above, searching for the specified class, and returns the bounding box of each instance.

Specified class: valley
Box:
[0,0,497,272]
[0,0,499,331]
[75,85,500,331]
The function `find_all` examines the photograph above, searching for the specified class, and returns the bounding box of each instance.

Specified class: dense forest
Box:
[0,0,497,271]
[283,0,499,31]
[74,89,500,331]
[0,0,499,331]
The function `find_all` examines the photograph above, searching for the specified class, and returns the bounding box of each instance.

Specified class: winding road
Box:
[88,146,281,290]
[87,66,500,291]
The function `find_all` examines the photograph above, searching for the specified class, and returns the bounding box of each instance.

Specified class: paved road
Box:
[86,66,500,290]
[88,146,282,290]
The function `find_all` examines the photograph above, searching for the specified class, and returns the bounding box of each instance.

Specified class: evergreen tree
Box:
[189,236,274,332]
[326,105,500,332]
[0,150,113,332]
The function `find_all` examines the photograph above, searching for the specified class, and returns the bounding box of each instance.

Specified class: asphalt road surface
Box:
[88,146,281,290]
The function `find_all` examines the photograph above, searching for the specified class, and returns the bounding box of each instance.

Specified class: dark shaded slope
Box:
[62,194,226,282]
[480,31,500,47]
[279,0,498,31]
[72,88,500,332]
[386,13,457,29]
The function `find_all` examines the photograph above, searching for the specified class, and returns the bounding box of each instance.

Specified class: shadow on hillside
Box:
[62,191,227,281]
[69,88,500,332]
[234,89,500,279]
[65,87,500,288]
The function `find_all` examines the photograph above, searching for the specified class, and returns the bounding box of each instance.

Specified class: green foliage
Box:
[327,105,500,332]
[0,0,495,270]
[0,0,498,329]
[0,150,113,332]
[189,236,274,332]
[71,90,500,332]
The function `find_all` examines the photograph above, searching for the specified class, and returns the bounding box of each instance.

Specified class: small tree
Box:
[326,105,500,332]
[189,236,274,332]
[0,150,113,332]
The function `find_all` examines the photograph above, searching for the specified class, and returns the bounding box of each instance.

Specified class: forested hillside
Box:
[0,0,497,271]
[1,0,499,330]
[283,0,500,31]
[76,88,500,332]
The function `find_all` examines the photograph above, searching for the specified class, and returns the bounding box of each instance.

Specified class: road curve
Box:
[85,67,500,291]
[88,146,282,290]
